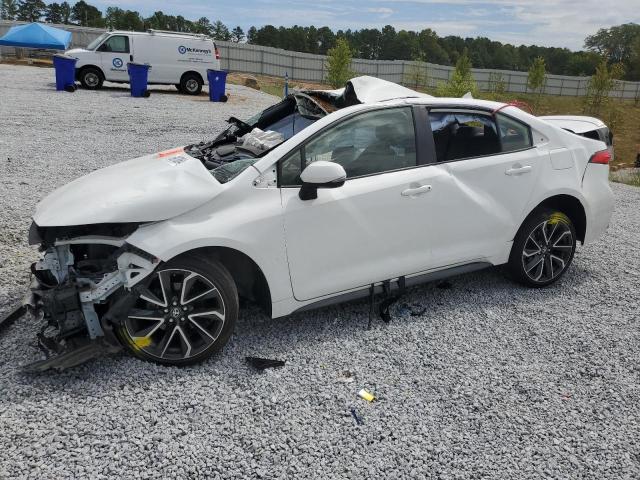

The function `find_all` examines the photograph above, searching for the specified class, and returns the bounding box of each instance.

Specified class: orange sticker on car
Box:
[157,147,185,158]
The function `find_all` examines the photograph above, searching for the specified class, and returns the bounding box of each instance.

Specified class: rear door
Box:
[97,34,131,82]
[423,108,543,266]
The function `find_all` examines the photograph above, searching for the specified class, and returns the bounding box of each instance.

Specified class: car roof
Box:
[538,115,606,133]
[108,30,213,40]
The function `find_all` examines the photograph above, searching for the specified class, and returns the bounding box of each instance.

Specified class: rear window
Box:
[428,110,532,162]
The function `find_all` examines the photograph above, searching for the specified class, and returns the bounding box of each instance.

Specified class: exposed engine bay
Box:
[184,88,356,183]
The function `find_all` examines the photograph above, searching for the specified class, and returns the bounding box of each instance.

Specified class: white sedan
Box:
[19,77,614,369]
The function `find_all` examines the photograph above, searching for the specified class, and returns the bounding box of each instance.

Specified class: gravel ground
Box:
[1,64,639,479]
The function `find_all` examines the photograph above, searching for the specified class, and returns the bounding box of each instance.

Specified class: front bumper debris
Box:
[0,240,158,372]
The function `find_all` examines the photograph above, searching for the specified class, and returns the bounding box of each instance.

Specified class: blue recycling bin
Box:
[207,69,227,102]
[52,54,77,92]
[127,62,151,98]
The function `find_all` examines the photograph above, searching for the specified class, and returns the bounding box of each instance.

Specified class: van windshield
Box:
[87,33,109,51]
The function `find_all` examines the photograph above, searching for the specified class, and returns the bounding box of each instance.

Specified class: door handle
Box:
[401,184,432,197]
[505,165,532,176]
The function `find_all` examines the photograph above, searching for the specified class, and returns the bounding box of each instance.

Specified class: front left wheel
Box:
[117,254,238,366]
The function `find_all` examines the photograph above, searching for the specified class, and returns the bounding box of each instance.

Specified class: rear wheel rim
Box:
[185,79,199,92]
[124,268,225,361]
[521,220,574,283]
[85,72,99,87]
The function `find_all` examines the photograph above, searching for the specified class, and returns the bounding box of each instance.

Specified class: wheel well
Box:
[77,65,104,79]
[180,71,203,84]
[529,195,586,243]
[184,247,271,315]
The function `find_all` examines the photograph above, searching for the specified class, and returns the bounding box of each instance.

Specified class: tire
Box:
[508,209,576,287]
[78,66,104,90]
[174,83,183,92]
[117,254,239,366]
[180,73,203,95]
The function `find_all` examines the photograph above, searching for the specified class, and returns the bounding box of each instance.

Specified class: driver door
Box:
[97,34,131,82]
[280,106,440,301]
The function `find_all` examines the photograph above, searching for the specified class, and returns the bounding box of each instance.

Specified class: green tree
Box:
[16,0,45,22]
[59,1,70,23]
[211,20,230,41]
[1,0,19,19]
[44,2,62,23]
[417,28,449,64]
[104,7,142,30]
[488,72,506,97]
[71,1,103,27]
[193,16,212,35]
[584,59,625,116]
[585,23,640,76]
[436,49,478,97]
[629,36,640,81]
[527,56,547,109]
[231,26,244,43]
[325,38,353,88]
[146,10,169,30]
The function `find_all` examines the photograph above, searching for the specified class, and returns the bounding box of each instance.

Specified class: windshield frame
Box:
[86,33,110,51]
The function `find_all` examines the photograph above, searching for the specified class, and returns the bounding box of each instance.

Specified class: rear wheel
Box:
[508,209,576,287]
[180,73,203,95]
[78,67,104,90]
[117,254,238,366]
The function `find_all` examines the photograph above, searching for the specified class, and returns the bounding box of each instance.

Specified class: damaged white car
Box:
[11,76,614,371]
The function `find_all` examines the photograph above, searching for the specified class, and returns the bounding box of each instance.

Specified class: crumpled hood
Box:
[34,149,223,226]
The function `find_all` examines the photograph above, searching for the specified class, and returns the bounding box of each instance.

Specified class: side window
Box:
[429,111,501,162]
[280,107,416,186]
[429,110,532,162]
[98,35,130,53]
[497,113,532,152]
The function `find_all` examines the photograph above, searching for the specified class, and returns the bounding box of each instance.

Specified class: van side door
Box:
[96,34,131,82]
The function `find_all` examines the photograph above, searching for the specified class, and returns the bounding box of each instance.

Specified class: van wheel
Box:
[79,67,104,90]
[117,254,239,366]
[508,209,576,287]
[174,83,183,92]
[180,73,203,95]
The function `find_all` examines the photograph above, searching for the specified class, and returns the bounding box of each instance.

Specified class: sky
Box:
[91,0,640,51]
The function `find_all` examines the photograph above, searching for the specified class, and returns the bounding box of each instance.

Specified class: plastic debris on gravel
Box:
[1,64,639,479]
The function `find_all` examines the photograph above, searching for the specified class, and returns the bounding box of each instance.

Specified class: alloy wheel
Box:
[521,219,574,283]
[124,268,226,361]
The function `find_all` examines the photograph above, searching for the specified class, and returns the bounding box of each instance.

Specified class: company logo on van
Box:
[112,58,123,68]
[178,45,211,55]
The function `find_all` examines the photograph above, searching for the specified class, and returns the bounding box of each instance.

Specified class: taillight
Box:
[589,149,611,165]
[214,46,220,60]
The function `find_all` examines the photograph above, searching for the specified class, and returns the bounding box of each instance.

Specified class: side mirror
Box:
[298,161,346,201]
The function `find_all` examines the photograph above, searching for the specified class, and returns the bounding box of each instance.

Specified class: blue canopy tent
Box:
[0,23,71,50]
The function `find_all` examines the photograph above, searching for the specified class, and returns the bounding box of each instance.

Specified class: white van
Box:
[67,30,221,95]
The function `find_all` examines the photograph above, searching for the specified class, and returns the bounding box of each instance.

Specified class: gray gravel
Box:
[1,64,639,479]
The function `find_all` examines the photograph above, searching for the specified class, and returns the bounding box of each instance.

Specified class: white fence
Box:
[2,20,640,99]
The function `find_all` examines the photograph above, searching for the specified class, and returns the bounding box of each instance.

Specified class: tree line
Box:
[1,0,639,80]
